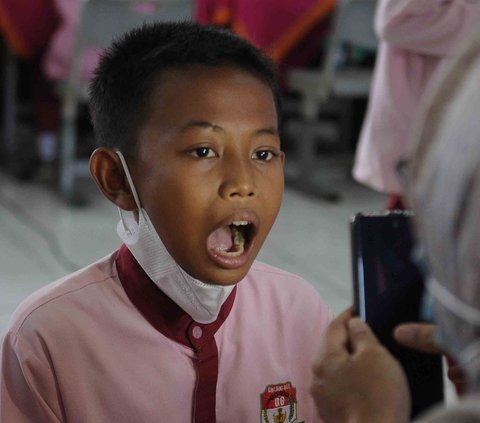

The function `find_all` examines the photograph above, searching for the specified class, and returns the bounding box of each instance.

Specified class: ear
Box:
[89,148,137,211]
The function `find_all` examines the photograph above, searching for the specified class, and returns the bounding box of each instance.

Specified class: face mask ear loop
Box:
[115,150,142,209]
[427,277,480,325]
[460,339,480,367]
[115,150,148,230]
[116,207,129,232]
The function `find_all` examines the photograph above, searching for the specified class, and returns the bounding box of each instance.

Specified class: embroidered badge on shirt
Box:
[260,382,303,423]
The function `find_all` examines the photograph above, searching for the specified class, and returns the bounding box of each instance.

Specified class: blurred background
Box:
[0,0,386,334]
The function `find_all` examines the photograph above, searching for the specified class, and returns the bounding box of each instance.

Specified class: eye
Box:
[252,150,276,161]
[191,147,217,158]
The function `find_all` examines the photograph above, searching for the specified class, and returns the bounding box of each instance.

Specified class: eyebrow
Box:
[180,120,279,136]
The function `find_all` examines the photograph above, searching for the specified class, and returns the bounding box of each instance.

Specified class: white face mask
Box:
[426,277,480,386]
[115,150,234,324]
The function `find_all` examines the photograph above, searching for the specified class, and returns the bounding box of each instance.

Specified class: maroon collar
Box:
[115,245,236,348]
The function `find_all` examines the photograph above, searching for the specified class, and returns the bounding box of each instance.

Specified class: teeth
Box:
[232,221,249,226]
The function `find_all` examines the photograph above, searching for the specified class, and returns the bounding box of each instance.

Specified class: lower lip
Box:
[206,240,255,269]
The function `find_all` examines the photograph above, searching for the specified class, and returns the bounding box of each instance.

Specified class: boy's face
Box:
[129,65,284,285]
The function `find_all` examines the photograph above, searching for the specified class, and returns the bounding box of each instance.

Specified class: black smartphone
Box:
[350,211,444,418]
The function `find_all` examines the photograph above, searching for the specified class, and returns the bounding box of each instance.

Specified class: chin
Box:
[196,264,253,286]
[178,248,259,286]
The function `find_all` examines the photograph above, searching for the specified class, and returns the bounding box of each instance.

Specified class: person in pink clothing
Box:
[311,26,480,423]
[1,22,333,422]
[353,0,480,207]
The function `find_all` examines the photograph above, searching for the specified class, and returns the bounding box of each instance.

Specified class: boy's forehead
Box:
[151,63,273,99]
[144,64,277,119]
[132,64,279,156]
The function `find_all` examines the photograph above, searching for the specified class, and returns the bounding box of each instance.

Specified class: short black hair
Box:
[89,21,280,156]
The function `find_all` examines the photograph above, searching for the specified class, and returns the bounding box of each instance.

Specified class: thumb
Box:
[348,318,380,352]
[393,323,441,354]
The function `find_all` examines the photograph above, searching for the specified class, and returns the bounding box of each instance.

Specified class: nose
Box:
[219,157,256,199]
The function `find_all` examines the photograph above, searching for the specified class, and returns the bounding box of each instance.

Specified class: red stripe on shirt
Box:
[115,245,236,422]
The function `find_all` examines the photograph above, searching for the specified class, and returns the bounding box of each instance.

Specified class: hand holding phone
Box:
[350,211,444,419]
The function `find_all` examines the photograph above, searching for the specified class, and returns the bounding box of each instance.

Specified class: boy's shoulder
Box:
[235,260,333,332]
[5,251,119,338]
[247,260,317,291]
[244,261,332,314]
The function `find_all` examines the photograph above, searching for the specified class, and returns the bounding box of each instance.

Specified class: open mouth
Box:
[207,220,255,258]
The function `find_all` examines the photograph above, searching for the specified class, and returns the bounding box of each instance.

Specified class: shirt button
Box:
[192,326,203,339]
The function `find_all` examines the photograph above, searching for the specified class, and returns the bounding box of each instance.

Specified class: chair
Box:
[59,0,193,204]
[285,0,377,201]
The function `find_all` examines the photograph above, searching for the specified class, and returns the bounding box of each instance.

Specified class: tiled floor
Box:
[0,163,387,335]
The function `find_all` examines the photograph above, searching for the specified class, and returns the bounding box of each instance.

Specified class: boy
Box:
[1,22,332,422]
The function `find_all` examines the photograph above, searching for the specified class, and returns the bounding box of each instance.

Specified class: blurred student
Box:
[0,0,102,180]
[0,0,60,178]
[0,22,332,422]
[353,0,480,209]
[196,0,337,89]
[311,27,480,423]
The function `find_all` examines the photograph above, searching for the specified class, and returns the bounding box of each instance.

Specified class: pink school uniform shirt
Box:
[1,245,332,422]
[353,0,480,195]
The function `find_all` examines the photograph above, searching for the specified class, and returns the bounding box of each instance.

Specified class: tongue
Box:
[207,226,233,251]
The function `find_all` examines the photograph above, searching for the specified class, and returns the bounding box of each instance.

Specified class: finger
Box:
[347,317,381,352]
[335,306,353,320]
[393,323,441,354]
[319,308,353,357]
[322,309,351,352]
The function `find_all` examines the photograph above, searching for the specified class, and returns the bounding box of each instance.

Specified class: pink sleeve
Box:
[1,333,63,423]
[375,0,480,57]
[43,0,105,80]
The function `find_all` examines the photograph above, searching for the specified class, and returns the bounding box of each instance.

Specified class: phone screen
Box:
[351,211,444,418]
